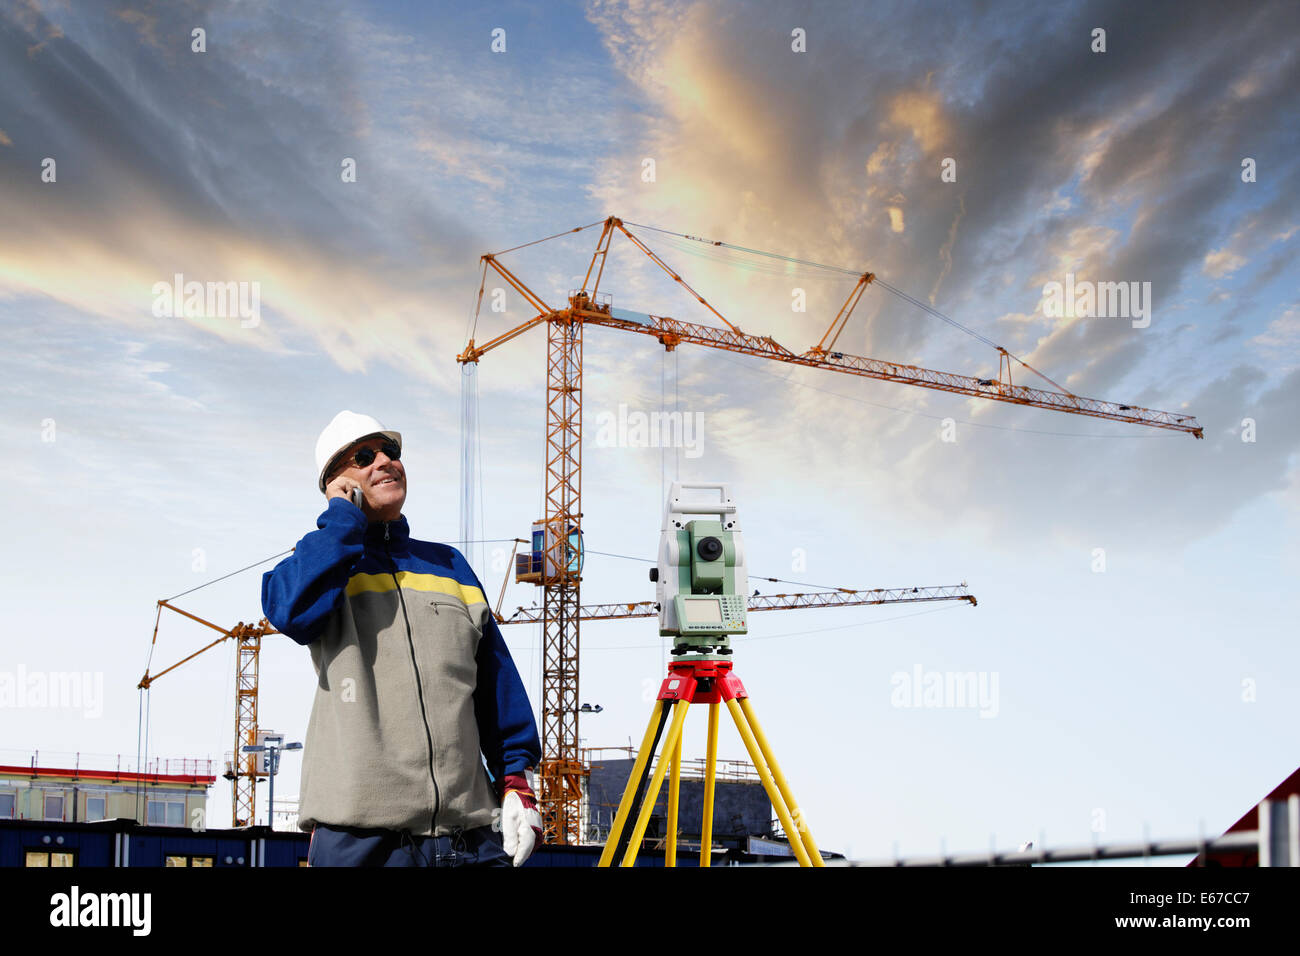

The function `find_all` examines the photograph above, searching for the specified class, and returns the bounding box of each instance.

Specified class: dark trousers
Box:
[308,823,511,867]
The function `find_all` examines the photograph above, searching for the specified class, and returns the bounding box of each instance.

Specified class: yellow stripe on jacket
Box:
[345,571,487,607]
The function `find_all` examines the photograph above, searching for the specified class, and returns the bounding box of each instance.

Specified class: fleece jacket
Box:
[261,497,541,836]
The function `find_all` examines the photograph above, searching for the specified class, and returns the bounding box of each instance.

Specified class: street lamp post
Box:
[241,740,302,829]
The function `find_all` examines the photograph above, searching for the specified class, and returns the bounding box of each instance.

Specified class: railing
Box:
[582,746,761,782]
[0,749,216,779]
[568,289,613,312]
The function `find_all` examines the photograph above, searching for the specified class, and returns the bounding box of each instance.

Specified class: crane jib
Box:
[580,312,1204,438]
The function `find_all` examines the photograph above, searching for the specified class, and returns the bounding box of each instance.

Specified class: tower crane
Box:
[139,600,278,827]
[460,216,1202,844]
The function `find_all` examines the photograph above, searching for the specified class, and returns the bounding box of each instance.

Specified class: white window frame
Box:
[43,791,65,821]
[85,793,107,822]
[147,795,187,827]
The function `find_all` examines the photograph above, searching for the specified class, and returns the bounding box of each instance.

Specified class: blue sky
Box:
[1,0,1298,862]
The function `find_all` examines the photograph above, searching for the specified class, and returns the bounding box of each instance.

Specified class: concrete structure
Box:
[584,750,774,851]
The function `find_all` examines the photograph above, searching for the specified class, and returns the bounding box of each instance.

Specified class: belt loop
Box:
[400,827,430,866]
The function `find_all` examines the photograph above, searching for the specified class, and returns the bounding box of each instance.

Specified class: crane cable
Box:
[620,218,1066,392]
[466,220,607,348]
[141,547,291,823]
[163,550,294,603]
[465,258,489,355]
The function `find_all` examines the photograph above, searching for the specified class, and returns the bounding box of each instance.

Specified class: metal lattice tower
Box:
[537,312,585,843]
[232,624,262,827]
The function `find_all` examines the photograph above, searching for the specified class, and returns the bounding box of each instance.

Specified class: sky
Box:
[1,0,1298,864]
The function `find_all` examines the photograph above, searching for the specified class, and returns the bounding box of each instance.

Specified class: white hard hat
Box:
[314,410,402,493]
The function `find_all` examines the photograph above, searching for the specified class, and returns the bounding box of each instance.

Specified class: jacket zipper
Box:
[385,520,441,833]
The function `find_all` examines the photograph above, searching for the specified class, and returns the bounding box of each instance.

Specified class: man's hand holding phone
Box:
[325,474,365,512]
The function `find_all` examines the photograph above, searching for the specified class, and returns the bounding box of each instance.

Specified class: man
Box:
[261,410,543,867]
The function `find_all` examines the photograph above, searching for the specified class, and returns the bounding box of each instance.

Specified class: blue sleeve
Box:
[459,558,541,782]
[261,498,367,645]
[474,614,542,782]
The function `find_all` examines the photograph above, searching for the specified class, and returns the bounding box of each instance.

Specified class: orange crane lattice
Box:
[139,600,277,828]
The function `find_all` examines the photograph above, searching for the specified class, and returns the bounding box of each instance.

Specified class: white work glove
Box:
[500,774,543,867]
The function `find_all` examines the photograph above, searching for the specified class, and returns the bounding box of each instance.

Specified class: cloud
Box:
[4,0,1299,552]
[580,0,1300,545]
[1252,304,1300,369]
[113,8,161,53]
[1203,248,1247,278]
[1201,203,1299,280]
[0,0,575,390]
[887,88,948,156]
[902,363,1300,550]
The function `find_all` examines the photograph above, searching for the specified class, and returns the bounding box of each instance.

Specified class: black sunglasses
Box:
[337,439,401,471]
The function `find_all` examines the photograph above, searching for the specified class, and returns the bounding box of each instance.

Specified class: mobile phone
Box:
[350,486,364,509]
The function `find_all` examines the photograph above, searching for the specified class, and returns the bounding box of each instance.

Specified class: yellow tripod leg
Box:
[738,697,824,867]
[621,699,691,867]
[666,726,682,867]
[700,701,719,867]
[598,699,667,867]
[725,698,814,867]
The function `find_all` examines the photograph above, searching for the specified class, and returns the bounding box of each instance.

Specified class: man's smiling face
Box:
[330,435,406,520]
